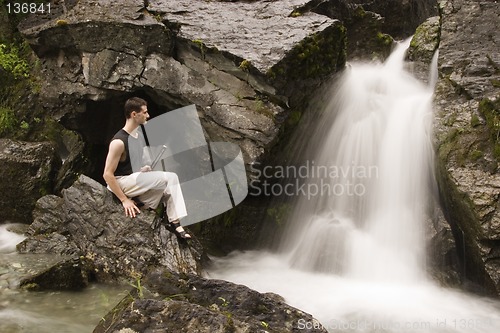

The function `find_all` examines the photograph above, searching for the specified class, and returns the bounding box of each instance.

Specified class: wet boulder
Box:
[19,257,90,291]
[433,0,500,294]
[17,175,206,282]
[408,15,440,64]
[148,0,346,102]
[94,268,328,333]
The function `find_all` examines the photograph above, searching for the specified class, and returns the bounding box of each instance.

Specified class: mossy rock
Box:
[408,16,441,63]
[478,97,500,159]
[267,22,346,85]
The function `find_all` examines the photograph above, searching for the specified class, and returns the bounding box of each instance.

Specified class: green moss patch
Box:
[267,23,346,83]
[478,98,500,160]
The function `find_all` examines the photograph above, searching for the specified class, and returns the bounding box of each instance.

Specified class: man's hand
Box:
[140,165,152,172]
[122,198,141,217]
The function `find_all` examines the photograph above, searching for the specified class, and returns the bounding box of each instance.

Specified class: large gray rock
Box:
[94,268,328,333]
[18,0,346,170]
[0,139,59,223]
[17,175,206,282]
[433,0,500,294]
[149,0,344,76]
[19,0,173,56]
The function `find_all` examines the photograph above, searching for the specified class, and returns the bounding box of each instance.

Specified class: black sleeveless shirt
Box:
[112,129,134,176]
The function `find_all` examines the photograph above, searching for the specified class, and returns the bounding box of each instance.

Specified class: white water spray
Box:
[0,224,26,253]
[209,41,500,332]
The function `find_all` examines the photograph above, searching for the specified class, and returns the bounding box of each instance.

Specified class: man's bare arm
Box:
[103,139,141,217]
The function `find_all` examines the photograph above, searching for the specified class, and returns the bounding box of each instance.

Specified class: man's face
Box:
[134,105,150,124]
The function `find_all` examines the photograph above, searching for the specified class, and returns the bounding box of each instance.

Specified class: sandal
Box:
[168,220,192,239]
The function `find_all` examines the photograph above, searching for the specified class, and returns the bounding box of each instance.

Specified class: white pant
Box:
[113,171,187,222]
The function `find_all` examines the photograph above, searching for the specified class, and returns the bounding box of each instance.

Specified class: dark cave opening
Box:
[61,89,184,184]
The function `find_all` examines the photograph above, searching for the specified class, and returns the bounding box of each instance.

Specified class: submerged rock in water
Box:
[94,268,327,333]
[19,257,90,291]
[18,175,206,283]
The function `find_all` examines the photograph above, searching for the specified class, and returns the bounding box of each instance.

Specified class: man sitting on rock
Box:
[103,97,191,239]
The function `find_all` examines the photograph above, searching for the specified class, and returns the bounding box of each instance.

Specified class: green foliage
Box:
[0,43,29,78]
[478,98,500,160]
[239,59,251,84]
[252,96,275,121]
[353,5,367,19]
[163,293,186,301]
[222,208,237,227]
[153,14,162,22]
[238,59,251,71]
[128,274,144,299]
[267,24,346,83]
[192,39,205,59]
[491,79,500,88]
[0,105,17,135]
[218,297,229,307]
[0,2,51,141]
[19,120,29,129]
[470,114,481,127]
[266,203,291,226]
[21,282,39,291]
[287,110,302,126]
[376,32,393,47]
[469,149,483,161]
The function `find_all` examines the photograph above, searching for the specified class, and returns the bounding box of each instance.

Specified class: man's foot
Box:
[168,220,192,239]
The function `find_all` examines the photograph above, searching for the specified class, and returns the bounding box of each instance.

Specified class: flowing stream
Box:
[209,41,500,332]
[0,224,129,333]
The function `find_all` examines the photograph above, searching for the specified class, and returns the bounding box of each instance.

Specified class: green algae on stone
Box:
[266,22,346,84]
[478,98,500,159]
[408,16,441,63]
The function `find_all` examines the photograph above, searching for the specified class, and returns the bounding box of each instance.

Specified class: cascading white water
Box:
[284,39,433,283]
[209,41,500,332]
[0,224,26,253]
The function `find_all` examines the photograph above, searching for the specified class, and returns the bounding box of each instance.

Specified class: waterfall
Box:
[284,39,434,283]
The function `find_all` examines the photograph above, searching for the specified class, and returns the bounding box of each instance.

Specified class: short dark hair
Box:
[124,97,147,119]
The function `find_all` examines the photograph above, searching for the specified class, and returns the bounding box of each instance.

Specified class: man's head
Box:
[124,97,148,119]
